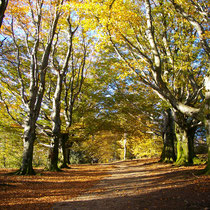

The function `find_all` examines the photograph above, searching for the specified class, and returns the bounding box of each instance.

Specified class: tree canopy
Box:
[0,0,209,174]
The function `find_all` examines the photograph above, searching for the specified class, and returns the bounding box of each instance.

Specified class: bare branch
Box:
[169,0,210,57]
[145,0,161,69]
[10,18,27,106]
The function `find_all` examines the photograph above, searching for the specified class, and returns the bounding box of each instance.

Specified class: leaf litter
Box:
[0,159,210,210]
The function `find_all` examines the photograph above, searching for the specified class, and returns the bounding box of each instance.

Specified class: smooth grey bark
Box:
[20,122,36,175]
[204,76,210,174]
[61,72,85,167]
[48,18,76,171]
[109,0,206,166]
[110,0,200,117]
[49,72,63,171]
[0,0,8,28]
[140,1,197,165]
[123,133,127,160]
[169,0,209,170]
[61,66,85,167]
[61,40,86,168]
[18,2,62,175]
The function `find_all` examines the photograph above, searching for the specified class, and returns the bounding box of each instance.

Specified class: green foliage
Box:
[33,145,49,168]
[0,124,22,168]
[193,155,207,165]
[129,135,163,159]
[0,0,208,169]
[0,124,50,168]
[68,150,87,164]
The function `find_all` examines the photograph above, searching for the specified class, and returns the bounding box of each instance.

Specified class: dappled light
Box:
[0,164,111,209]
[52,159,209,209]
[0,159,209,209]
[0,0,209,209]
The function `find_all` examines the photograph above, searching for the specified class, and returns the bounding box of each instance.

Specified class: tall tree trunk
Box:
[48,73,63,171]
[187,126,196,165]
[0,1,62,175]
[123,133,127,160]
[205,115,210,174]
[160,109,176,162]
[49,133,60,171]
[175,123,189,166]
[47,18,76,171]
[66,148,70,164]
[19,120,36,175]
[60,133,70,168]
[204,76,210,174]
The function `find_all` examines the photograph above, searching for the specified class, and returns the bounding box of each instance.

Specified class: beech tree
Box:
[70,44,163,162]
[169,0,209,56]
[0,0,208,172]
[0,0,64,174]
[161,109,176,162]
[169,0,209,171]
[38,19,89,170]
[61,41,87,168]
[81,0,209,169]
[48,17,78,171]
[42,16,79,171]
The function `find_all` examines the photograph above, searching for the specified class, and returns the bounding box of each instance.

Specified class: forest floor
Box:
[0,159,210,210]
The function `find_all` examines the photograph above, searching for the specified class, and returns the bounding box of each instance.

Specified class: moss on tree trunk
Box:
[175,125,189,166]
[204,116,210,174]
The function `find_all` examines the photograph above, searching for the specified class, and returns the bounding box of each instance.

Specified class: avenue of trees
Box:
[0,0,209,174]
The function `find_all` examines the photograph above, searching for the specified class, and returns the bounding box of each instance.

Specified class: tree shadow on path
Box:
[54,160,210,210]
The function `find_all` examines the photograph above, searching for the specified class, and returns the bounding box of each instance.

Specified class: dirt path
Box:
[53,159,210,210]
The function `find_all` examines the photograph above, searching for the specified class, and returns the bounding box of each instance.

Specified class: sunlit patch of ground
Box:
[0,159,209,210]
[54,159,210,210]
